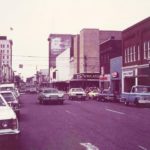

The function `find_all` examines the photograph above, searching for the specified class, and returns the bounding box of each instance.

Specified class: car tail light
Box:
[11,119,18,130]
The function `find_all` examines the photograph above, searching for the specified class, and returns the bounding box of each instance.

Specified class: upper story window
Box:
[148,41,150,59]
[130,47,133,62]
[127,48,130,63]
[133,46,136,61]
[7,44,9,48]
[124,48,127,63]
[137,45,140,61]
[144,41,148,59]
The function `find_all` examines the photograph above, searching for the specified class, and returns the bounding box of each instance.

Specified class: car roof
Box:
[0,83,15,88]
[0,90,14,94]
[133,85,150,88]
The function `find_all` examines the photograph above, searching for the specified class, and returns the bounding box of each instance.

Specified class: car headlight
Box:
[2,121,8,128]
[58,94,64,98]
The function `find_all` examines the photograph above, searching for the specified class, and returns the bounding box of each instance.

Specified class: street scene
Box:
[0,0,150,150]
[1,93,150,150]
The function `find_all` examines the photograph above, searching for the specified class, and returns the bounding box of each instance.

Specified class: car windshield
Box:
[72,88,84,92]
[0,97,6,106]
[135,87,150,93]
[43,89,58,93]
[1,93,15,102]
[0,87,14,91]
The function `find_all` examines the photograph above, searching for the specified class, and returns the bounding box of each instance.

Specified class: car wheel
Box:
[124,100,129,106]
[134,99,139,107]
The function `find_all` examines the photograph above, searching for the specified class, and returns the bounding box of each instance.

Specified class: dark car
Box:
[99,89,118,102]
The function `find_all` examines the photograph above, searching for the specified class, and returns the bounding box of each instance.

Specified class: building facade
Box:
[0,36,13,83]
[99,38,122,92]
[122,17,150,92]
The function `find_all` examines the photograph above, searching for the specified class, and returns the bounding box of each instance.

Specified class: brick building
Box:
[99,37,122,92]
[122,17,150,92]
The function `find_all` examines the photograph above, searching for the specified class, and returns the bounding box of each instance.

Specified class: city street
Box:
[1,94,150,150]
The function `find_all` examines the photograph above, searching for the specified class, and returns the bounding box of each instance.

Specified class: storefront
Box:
[122,65,150,92]
[69,73,100,89]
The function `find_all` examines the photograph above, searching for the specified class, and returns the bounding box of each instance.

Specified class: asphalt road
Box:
[1,94,150,150]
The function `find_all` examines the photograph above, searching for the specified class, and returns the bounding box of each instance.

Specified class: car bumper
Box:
[42,98,64,101]
[139,100,150,104]
[0,129,20,136]
[70,95,86,99]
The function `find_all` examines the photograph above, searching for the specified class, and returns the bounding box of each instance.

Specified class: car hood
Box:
[0,107,16,120]
[138,93,150,97]
[42,93,63,97]
[71,92,85,94]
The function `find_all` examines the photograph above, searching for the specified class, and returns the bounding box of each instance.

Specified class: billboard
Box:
[49,34,72,67]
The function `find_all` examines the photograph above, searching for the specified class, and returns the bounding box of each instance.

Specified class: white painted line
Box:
[106,109,125,115]
[80,143,99,150]
[73,101,81,104]
[65,110,76,116]
[65,110,72,114]
[138,145,147,150]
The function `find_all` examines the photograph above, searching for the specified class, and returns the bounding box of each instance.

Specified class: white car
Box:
[68,88,87,100]
[0,91,20,116]
[0,83,20,99]
[0,94,20,138]
[37,88,65,104]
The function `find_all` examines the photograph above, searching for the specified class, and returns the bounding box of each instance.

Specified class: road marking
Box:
[73,101,81,104]
[105,109,125,115]
[65,110,76,116]
[80,143,99,150]
[138,145,148,150]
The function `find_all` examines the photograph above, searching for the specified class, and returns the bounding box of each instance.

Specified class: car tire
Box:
[124,100,129,106]
[134,99,139,107]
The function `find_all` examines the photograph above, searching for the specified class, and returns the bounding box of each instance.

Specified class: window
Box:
[7,44,9,48]
[7,56,9,59]
[124,49,127,63]
[148,41,150,59]
[133,46,136,61]
[137,45,140,61]
[144,41,148,59]
[127,48,130,62]
[130,47,133,62]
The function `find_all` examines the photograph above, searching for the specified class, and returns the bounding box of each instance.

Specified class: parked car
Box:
[121,85,150,106]
[0,94,20,140]
[0,84,20,100]
[99,89,118,102]
[68,88,87,100]
[0,91,20,117]
[37,88,65,104]
[87,89,100,100]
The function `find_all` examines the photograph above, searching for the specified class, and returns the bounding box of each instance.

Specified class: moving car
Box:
[68,88,87,100]
[121,85,150,106]
[0,91,20,116]
[0,94,20,139]
[37,88,65,104]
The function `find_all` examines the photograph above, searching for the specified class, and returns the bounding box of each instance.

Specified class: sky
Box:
[0,0,150,80]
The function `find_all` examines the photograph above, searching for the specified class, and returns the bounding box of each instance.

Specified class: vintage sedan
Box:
[0,94,20,140]
[68,88,87,100]
[37,88,65,104]
[99,89,118,102]
[87,89,100,100]
[0,91,20,117]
